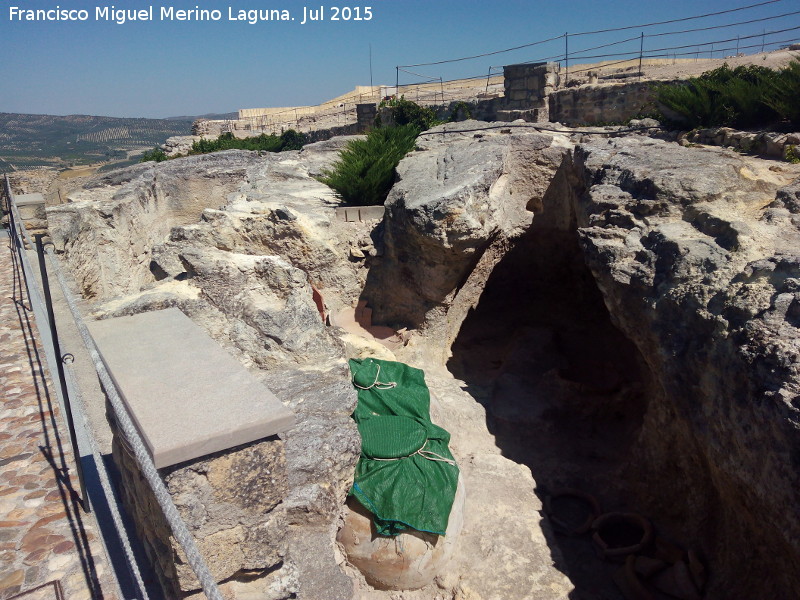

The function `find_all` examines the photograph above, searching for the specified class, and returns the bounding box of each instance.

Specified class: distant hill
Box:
[0,112,193,171]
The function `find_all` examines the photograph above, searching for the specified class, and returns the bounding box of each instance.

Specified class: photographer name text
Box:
[8,5,373,25]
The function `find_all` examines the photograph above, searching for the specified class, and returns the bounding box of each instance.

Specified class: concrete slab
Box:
[88,307,295,468]
[357,206,385,221]
[334,205,385,223]
[14,193,45,206]
[14,193,47,221]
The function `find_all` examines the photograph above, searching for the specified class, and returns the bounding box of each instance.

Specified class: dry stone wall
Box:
[549,81,656,125]
[108,415,294,599]
[503,62,559,110]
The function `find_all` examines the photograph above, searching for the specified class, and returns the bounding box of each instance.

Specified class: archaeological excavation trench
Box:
[445,212,664,599]
[44,124,800,599]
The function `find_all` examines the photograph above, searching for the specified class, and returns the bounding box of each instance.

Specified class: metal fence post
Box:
[638,32,644,79]
[34,234,90,513]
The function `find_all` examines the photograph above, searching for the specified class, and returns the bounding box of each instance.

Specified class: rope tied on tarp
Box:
[351,362,397,390]
[371,442,457,466]
[348,358,459,536]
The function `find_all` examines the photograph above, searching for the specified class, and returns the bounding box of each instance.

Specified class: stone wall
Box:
[356,103,377,132]
[108,408,295,598]
[503,62,559,110]
[548,81,656,125]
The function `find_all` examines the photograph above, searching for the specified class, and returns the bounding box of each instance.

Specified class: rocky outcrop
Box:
[48,151,263,299]
[684,127,800,159]
[47,119,800,598]
[552,137,800,598]
[257,367,360,600]
[49,139,370,308]
[363,127,799,597]
[161,135,203,157]
[365,121,571,363]
[48,142,369,597]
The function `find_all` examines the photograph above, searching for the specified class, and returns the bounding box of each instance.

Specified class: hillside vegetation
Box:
[0,112,192,171]
[657,59,800,129]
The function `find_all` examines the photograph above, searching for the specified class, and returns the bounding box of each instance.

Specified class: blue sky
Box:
[1,0,798,118]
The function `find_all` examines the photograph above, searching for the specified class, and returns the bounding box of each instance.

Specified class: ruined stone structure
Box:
[185,61,672,149]
[548,81,656,125]
[46,118,800,599]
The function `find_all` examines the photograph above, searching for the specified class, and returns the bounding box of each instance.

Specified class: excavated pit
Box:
[46,133,800,599]
[447,218,657,597]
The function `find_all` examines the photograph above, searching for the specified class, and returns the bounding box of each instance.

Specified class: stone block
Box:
[524,76,542,90]
[88,307,295,468]
[335,206,384,222]
[358,205,386,221]
[356,103,377,133]
[109,418,290,598]
[14,193,46,221]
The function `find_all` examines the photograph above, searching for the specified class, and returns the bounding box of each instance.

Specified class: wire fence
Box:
[395,0,800,87]
[219,1,799,137]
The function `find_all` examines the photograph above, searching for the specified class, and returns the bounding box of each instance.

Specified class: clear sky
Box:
[1,0,798,118]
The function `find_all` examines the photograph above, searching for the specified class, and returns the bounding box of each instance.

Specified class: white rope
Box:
[370,440,457,466]
[352,363,397,390]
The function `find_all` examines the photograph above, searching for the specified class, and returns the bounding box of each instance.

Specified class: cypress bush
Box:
[319,123,419,206]
[139,147,168,162]
[140,130,309,162]
[765,60,800,128]
[188,130,308,154]
[657,61,798,129]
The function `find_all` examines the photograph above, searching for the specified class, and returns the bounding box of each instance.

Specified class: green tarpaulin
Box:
[348,358,459,536]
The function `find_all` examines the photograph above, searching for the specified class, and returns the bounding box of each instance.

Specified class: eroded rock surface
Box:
[366,121,571,363]
[48,142,367,598]
[47,124,800,599]
[559,138,800,598]
[48,151,262,299]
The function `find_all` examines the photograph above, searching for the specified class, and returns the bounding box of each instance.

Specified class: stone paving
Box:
[0,234,117,600]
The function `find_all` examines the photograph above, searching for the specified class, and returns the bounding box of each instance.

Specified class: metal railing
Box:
[2,175,223,600]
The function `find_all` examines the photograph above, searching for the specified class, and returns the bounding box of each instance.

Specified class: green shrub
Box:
[378,96,441,131]
[657,61,797,129]
[449,101,473,122]
[140,147,168,162]
[765,60,800,128]
[278,129,307,150]
[319,124,419,206]
[188,129,308,155]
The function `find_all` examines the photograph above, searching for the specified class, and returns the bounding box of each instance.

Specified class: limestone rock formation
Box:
[161,134,203,157]
[48,150,264,299]
[365,121,571,363]
[47,142,368,598]
[46,119,800,599]
[556,137,800,598]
